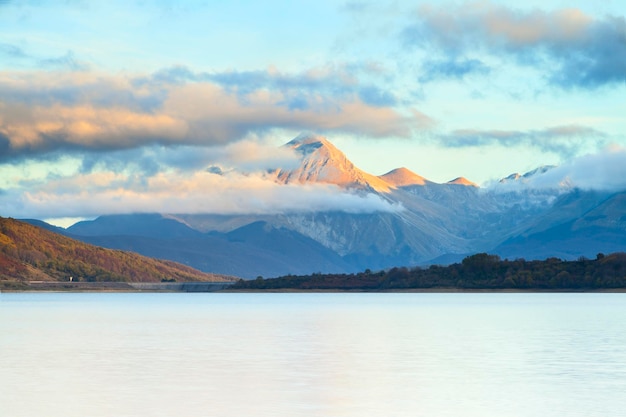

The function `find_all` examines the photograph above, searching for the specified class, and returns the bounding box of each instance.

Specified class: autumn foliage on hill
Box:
[233,252,626,291]
[0,217,234,283]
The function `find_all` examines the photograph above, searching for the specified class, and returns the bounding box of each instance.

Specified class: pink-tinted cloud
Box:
[0,69,431,160]
[413,4,592,48]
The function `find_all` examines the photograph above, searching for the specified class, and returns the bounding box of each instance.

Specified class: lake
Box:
[1,292,626,417]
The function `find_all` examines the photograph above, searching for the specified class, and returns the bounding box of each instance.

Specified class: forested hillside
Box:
[232,253,626,291]
[0,217,234,287]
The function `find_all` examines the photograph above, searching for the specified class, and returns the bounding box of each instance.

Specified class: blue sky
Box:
[1,0,625,224]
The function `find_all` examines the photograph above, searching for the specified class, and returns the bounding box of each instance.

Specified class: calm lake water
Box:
[1,292,626,417]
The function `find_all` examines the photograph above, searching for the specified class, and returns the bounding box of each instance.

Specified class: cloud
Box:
[487,146,626,192]
[209,67,350,94]
[357,85,398,106]
[0,71,167,110]
[0,43,27,59]
[69,139,301,180]
[0,132,10,153]
[206,140,301,172]
[440,125,607,158]
[402,2,626,88]
[0,40,92,71]
[419,58,490,82]
[0,103,188,159]
[0,69,429,161]
[153,64,399,108]
[38,51,90,71]
[342,1,372,13]
[551,146,626,191]
[1,168,403,219]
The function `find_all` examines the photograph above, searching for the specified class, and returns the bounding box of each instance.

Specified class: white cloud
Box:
[208,139,301,172]
[2,167,403,219]
[488,145,626,192]
[538,146,626,191]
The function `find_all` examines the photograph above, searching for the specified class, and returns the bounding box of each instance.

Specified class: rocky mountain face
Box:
[38,135,626,279]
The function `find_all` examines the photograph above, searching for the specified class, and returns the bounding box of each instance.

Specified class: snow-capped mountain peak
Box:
[379,167,430,187]
[447,177,478,187]
[275,134,393,192]
[522,165,557,178]
[500,173,522,183]
[500,165,557,183]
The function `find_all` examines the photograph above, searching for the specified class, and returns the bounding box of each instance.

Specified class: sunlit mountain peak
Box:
[379,167,430,187]
[447,177,478,187]
[276,134,393,193]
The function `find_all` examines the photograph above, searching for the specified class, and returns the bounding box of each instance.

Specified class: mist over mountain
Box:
[29,135,626,279]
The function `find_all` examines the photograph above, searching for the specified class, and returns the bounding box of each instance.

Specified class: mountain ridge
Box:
[24,135,626,279]
[62,216,355,279]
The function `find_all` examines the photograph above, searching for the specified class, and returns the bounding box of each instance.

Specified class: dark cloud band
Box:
[403,3,626,88]
[440,125,607,157]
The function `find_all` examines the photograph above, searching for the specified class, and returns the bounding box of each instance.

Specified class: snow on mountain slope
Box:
[175,136,565,266]
[273,134,393,192]
[46,134,626,276]
[447,177,478,187]
[498,165,558,184]
[379,167,430,187]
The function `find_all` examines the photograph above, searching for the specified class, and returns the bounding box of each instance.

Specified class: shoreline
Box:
[220,287,626,293]
[0,282,626,294]
[0,281,235,293]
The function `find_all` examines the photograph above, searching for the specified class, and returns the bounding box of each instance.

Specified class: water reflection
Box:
[1,293,626,417]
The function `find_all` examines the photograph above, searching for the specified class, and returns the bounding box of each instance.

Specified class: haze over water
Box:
[2,293,626,417]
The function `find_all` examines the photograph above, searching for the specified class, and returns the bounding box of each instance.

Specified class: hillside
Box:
[72,220,355,279]
[0,217,235,286]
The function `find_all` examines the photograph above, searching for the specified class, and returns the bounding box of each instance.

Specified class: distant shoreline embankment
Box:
[1,281,234,292]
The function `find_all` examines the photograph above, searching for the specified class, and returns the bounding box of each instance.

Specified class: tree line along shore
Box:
[230,252,626,291]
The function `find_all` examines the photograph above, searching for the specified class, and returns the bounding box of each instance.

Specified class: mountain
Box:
[447,177,478,187]
[69,213,202,238]
[379,167,430,187]
[493,190,626,260]
[19,218,68,234]
[499,165,557,184]
[38,134,626,277]
[274,134,393,192]
[64,216,354,279]
[0,217,234,283]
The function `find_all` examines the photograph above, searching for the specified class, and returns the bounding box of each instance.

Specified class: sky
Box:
[1,0,625,225]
